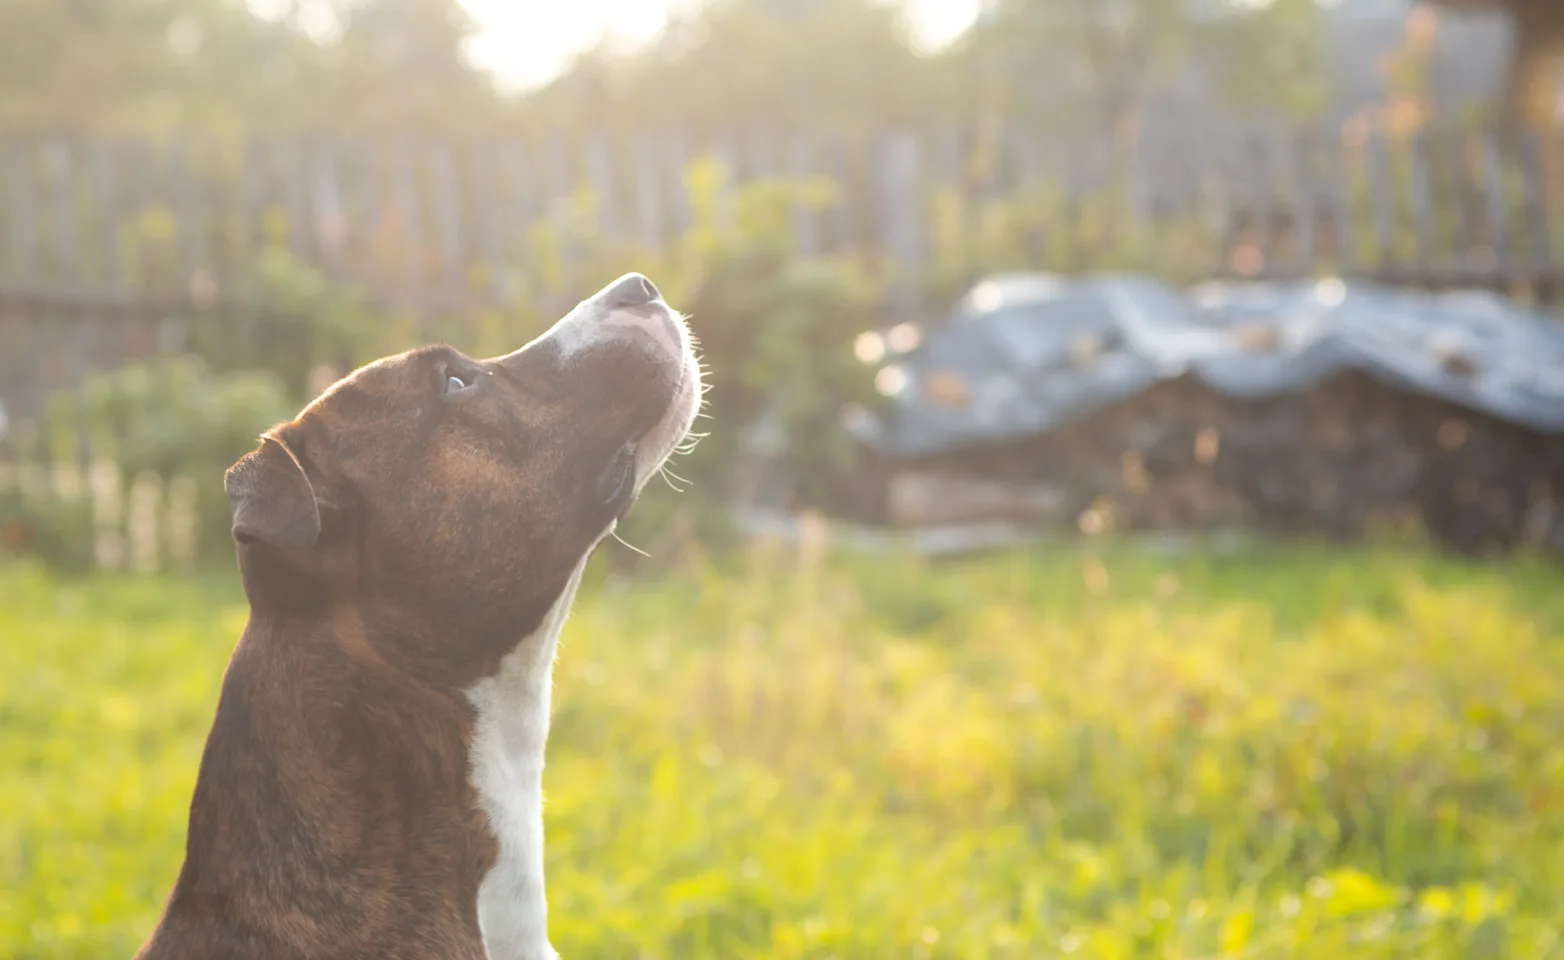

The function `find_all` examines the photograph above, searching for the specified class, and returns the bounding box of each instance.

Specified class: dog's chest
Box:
[468,640,555,780]
[462,575,583,960]
[465,643,556,958]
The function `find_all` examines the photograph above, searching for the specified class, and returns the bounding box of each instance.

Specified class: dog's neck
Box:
[146,611,493,958]
[142,570,584,960]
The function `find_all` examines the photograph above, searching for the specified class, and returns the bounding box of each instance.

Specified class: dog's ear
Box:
[225,433,321,550]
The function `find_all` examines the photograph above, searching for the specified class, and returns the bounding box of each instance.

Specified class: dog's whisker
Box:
[656,466,688,493]
[610,530,650,558]
[660,464,691,492]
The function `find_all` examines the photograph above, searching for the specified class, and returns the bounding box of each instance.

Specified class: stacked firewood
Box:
[867,370,1564,557]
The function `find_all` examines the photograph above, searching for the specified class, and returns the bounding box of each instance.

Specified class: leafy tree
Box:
[1427,0,1564,129]
[0,0,327,136]
[514,0,944,136]
[0,0,496,137]
[312,0,500,133]
[950,0,1328,142]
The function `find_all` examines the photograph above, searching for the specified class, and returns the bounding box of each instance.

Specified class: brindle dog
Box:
[134,273,703,960]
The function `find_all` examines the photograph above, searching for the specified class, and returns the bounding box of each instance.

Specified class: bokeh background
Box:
[4,0,1564,957]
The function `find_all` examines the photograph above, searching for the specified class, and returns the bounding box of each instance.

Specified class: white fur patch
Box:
[465,552,590,960]
[466,283,702,960]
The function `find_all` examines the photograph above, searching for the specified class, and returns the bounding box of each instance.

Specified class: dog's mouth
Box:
[598,442,639,518]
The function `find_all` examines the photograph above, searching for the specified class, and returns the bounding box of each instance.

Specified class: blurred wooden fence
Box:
[2,119,1564,419]
[2,121,1562,295]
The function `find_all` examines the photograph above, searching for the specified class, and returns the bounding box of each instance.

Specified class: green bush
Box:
[530,164,897,557]
[0,484,96,577]
[47,356,296,563]
[682,241,882,499]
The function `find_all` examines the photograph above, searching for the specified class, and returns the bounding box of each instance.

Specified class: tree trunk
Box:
[1503,6,1564,131]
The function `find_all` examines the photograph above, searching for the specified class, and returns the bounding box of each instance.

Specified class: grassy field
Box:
[4,541,1564,959]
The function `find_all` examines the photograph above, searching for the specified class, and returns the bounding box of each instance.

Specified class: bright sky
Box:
[458,0,984,92]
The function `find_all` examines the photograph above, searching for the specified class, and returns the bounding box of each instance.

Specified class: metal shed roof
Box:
[854,273,1564,459]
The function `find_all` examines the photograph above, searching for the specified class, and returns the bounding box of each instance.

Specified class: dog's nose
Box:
[601,272,661,309]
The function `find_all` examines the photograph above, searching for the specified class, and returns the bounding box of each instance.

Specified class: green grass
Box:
[4,542,1564,958]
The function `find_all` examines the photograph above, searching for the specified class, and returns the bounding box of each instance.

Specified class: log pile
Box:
[856,370,1564,558]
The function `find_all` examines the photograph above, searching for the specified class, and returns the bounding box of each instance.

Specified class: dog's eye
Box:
[445,375,468,393]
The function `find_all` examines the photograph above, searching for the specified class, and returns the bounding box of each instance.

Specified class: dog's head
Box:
[224,273,701,671]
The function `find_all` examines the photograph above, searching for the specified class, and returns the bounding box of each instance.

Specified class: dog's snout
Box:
[601,272,660,309]
[588,272,682,361]
[517,272,687,370]
[608,304,683,362]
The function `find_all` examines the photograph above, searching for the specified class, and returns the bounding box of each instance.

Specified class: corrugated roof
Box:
[854,274,1564,459]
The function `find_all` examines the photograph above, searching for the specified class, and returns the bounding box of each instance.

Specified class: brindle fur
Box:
[135,274,700,960]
